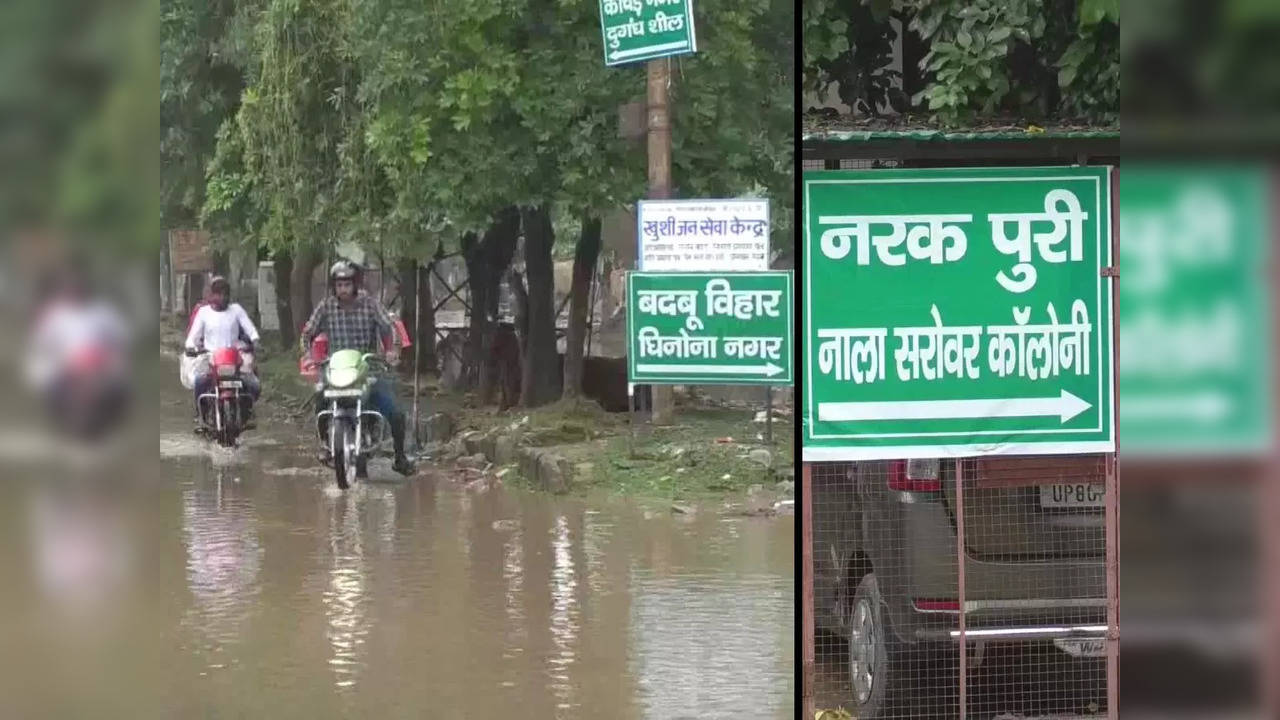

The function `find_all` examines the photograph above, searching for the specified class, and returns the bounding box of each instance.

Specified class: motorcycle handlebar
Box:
[187,347,253,357]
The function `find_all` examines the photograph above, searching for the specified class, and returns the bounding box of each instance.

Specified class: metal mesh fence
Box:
[808,454,1116,719]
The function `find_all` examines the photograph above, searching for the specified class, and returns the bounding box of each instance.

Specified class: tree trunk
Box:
[461,208,521,403]
[599,254,616,322]
[478,207,521,404]
[399,259,438,374]
[290,246,320,341]
[563,214,601,399]
[507,268,529,352]
[520,205,561,407]
[273,251,296,349]
[212,250,231,278]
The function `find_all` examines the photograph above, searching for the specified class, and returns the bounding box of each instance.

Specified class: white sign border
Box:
[599,0,698,67]
[801,170,1116,461]
[626,269,794,386]
[636,198,771,272]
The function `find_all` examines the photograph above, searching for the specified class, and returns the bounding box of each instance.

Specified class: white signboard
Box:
[637,199,770,272]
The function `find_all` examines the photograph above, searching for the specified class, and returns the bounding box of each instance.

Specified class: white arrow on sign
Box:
[818,389,1092,424]
[609,41,690,62]
[1120,391,1231,422]
[637,362,785,378]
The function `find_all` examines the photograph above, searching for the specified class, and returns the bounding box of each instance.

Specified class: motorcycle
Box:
[311,349,390,489]
[192,346,254,447]
[46,342,129,441]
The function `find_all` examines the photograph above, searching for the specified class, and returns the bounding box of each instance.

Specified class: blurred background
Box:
[2,0,1280,715]
[0,0,159,713]
[1123,0,1279,717]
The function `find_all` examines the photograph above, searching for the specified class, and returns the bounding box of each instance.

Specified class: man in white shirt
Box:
[24,265,132,439]
[184,276,261,422]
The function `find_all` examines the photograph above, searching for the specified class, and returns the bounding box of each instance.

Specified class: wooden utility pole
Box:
[647,57,675,426]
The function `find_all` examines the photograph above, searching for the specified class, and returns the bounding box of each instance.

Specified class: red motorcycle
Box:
[47,341,129,441]
[193,347,254,447]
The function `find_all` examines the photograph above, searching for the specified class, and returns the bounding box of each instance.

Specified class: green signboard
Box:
[802,166,1115,461]
[599,0,697,67]
[627,271,793,385]
[1118,164,1271,455]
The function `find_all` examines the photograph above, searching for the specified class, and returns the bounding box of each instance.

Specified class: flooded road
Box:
[1,380,793,718]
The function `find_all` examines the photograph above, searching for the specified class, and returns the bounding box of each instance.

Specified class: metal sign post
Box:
[764,385,773,445]
[412,262,422,450]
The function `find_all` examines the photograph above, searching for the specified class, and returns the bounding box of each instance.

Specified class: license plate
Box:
[218,380,243,389]
[1054,638,1106,658]
[324,388,364,398]
[1040,483,1104,509]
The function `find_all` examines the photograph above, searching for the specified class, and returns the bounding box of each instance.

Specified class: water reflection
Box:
[131,384,798,718]
[181,474,263,670]
[503,522,527,663]
[548,514,580,714]
[629,573,793,719]
[320,491,374,691]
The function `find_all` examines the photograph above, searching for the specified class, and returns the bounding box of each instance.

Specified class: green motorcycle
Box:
[315,349,390,489]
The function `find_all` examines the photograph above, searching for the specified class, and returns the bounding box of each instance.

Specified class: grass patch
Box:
[583,407,795,500]
[447,394,793,501]
[459,396,623,440]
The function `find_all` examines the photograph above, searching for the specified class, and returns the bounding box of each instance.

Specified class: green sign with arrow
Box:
[802,166,1116,461]
[1118,164,1272,455]
[627,271,793,385]
[598,0,697,67]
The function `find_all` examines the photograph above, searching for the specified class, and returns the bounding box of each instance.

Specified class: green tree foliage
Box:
[161,0,244,230]
[167,0,795,403]
[803,0,899,115]
[806,0,1117,124]
[184,0,793,256]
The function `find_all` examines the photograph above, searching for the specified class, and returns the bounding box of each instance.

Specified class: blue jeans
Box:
[366,376,400,421]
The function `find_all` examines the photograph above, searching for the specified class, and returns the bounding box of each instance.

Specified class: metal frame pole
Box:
[956,458,968,720]
[801,462,815,719]
[765,385,773,445]
[412,262,422,449]
[1105,166,1121,720]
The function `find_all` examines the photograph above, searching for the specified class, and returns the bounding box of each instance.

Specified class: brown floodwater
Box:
[0,380,794,718]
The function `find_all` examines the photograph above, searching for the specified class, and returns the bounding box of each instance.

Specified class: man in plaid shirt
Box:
[301,260,415,476]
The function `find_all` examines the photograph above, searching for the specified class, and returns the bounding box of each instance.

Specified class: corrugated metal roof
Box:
[804,128,1120,143]
[801,114,1119,143]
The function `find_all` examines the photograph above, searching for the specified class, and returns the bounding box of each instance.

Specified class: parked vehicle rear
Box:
[812,455,1108,718]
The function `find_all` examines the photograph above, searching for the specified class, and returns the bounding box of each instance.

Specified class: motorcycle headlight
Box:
[216,364,237,378]
[327,366,360,388]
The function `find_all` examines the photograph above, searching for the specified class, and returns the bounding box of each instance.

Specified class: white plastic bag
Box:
[179,353,209,390]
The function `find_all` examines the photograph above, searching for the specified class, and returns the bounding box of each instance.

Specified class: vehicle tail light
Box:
[888,458,942,492]
[913,598,961,613]
[393,317,410,348]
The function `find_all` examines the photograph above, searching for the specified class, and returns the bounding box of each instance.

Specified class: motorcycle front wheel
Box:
[333,419,358,490]
[218,397,240,447]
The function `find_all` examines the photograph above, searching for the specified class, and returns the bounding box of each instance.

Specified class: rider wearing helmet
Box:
[300,260,415,476]
[185,275,261,423]
[25,263,132,438]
